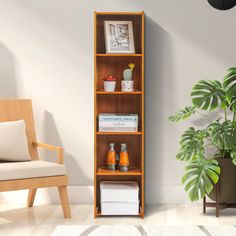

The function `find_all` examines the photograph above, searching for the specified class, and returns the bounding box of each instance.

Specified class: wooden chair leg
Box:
[58,186,71,218]
[27,188,37,207]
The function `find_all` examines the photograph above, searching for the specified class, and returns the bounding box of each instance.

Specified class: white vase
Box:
[121,80,134,92]
[104,81,116,92]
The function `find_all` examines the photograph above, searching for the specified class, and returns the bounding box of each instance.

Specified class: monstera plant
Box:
[169,67,236,202]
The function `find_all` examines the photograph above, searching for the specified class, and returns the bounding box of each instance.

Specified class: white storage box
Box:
[101,202,139,215]
[100,181,139,215]
[98,113,138,132]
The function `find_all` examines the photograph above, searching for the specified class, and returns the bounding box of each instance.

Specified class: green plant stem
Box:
[233,112,236,122]
[224,108,228,121]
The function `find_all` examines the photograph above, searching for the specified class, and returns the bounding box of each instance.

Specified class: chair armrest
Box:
[33,142,64,164]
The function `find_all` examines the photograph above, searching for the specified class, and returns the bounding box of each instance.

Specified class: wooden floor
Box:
[1,204,236,236]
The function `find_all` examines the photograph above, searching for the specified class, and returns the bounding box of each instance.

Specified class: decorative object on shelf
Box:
[123,63,135,81]
[169,67,236,217]
[116,153,120,170]
[104,21,135,54]
[207,0,236,10]
[119,143,129,172]
[103,75,116,92]
[122,63,135,92]
[99,113,138,132]
[106,143,116,171]
[100,181,139,215]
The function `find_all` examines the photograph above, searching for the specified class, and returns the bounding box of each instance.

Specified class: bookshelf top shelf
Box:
[95,12,144,16]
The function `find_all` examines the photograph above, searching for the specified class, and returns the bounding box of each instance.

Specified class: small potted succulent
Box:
[103,75,116,92]
[122,63,135,92]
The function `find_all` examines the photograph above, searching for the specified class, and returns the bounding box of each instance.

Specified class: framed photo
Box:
[104,21,135,54]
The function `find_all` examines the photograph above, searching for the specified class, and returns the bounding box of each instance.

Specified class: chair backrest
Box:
[0,99,39,160]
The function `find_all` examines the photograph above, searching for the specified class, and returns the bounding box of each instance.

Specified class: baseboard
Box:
[0,185,192,205]
[0,186,94,205]
[145,185,191,204]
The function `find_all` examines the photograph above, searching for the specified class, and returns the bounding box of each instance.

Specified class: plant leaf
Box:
[229,97,236,112]
[176,127,205,162]
[230,149,236,165]
[182,158,220,202]
[223,67,236,104]
[208,121,236,150]
[191,80,224,111]
[169,106,195,122]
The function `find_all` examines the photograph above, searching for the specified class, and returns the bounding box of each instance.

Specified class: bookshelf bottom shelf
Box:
[95,211,143,217]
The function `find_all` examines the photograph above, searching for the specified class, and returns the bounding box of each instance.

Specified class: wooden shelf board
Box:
[96,91,143,95]
[97,167,142,176]
[95,12,143,16]
[96,132,143,135]
[96,211,143,217]
[96,53,143,57]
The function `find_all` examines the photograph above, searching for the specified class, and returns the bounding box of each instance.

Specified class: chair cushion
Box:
[0,160,66,181]
[0,120,31,162]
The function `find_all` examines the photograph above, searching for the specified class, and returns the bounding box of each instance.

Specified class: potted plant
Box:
[169,67,236,202]
[122,63,135,92]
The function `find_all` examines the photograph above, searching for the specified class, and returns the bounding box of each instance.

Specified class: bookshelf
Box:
[94,11,145,218]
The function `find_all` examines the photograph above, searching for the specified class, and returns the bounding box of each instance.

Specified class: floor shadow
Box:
[0,42,18,203]
[43,111,92,203]
[0,42,18,98]
[145,16,176,206]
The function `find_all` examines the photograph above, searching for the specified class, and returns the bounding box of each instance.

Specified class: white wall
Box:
[0,0,235,204]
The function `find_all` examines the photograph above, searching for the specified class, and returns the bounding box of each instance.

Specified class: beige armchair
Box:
[0,99,71,218]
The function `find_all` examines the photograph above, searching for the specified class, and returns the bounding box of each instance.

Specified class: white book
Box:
[101,202,139,215]
[100,181,139,202]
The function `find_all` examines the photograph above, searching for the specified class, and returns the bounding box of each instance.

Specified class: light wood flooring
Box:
[1,204,236,236]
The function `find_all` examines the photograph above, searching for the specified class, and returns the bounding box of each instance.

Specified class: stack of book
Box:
[98,113,138,132]
[100,181,139,215]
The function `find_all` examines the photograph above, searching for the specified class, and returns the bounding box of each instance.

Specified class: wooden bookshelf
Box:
[94,11,145,218]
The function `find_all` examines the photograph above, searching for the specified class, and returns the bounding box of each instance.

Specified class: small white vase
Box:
[104,81,116,92]
[121,80,134,92]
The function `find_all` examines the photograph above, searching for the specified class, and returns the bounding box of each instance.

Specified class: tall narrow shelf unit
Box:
[94,11,145,218]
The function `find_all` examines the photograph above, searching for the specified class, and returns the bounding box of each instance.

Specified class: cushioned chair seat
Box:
[0,160,66,181]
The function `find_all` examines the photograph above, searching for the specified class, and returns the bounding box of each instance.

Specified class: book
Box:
[98,113,138,132]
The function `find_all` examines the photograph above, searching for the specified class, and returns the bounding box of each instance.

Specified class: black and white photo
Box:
[104,21,135,54]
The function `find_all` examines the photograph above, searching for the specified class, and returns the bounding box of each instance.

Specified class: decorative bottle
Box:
[106,143,116,171]
[119,143,129,172]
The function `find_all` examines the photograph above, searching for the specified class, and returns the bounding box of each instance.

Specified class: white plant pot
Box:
[121,80,134,92]
[104,81,116,92]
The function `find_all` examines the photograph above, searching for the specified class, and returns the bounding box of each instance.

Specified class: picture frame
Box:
[104,21,135,54]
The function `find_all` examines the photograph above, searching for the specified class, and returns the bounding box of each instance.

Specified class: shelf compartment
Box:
[96,14,143,54]
[96,90,143,95]
[95,175,142,217]
[96,56,142,91]
[96,135,142,170]
[96,94,142,132]
[97,132,143,135]
[97,167,142,176]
